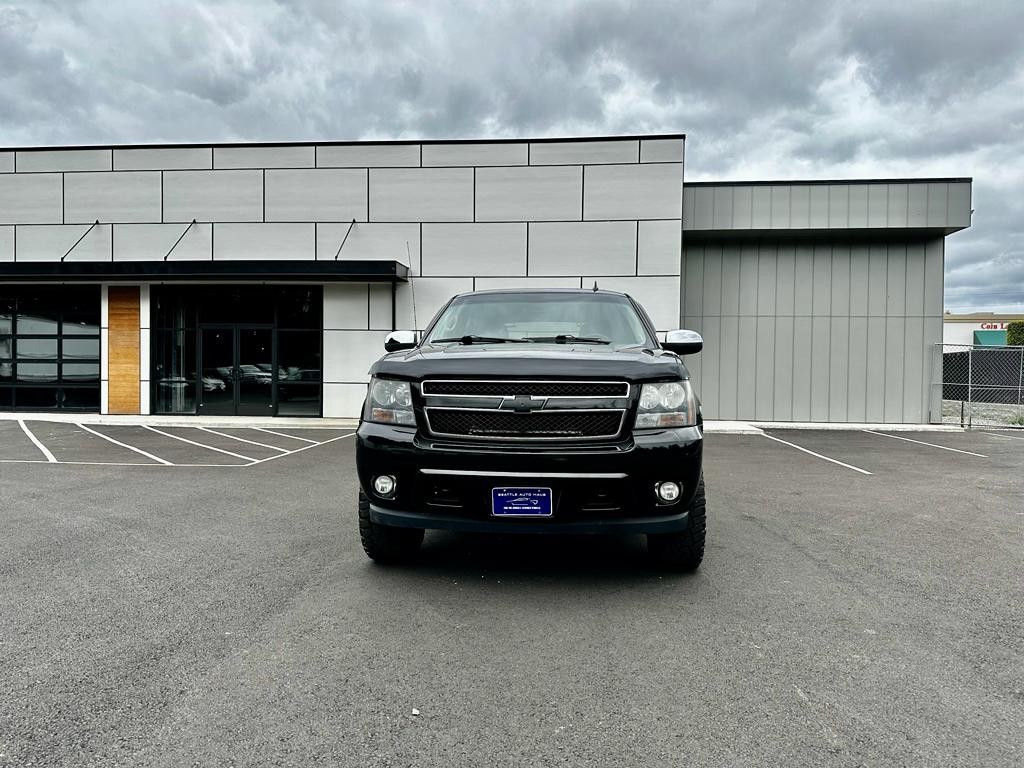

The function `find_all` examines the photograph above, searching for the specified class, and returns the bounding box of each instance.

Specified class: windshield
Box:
[424,292,654,347]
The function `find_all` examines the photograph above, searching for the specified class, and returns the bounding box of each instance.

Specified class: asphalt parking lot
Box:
[1,424,1022,767]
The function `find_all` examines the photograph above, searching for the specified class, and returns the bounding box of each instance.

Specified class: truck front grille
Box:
[421,380,628,398]
[424,408,624,441]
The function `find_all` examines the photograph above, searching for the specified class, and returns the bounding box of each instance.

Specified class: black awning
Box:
[0,259,409,282]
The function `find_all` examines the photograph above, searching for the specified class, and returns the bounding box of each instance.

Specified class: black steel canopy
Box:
[0,259,409,283]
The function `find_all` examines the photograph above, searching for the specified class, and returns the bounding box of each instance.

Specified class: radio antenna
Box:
[406,240,418,335]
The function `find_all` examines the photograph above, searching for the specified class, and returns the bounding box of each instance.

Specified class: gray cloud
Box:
[0,0,1022,310]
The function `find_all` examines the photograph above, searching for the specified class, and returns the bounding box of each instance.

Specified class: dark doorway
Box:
[199,326,275,416]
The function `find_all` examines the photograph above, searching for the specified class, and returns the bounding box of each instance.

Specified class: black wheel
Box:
[358,490,424,564]
[647,476,706,572]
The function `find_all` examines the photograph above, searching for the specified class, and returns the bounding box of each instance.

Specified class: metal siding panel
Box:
[732,186,752,229]
[421,223,527,276]
[848,185,869,228]
[947,182,972,228]
[15,224,112,262]
[867,245,888,316]
[369,283,393,329]
[693,187,714,230]
[736,317,758,419]
[683,314,702,385]
[808,186,829,227]
[770,186,791,228]
[683,245,704,316]
[750,186,771,229]
[905,242,926,315]
[317,144,420,168]
[810,316,831,421]
[64,171,162,224]
[902,317,925,422]
[791,317,813,420]
[812,243,832,316]
[712,186,733,229]
[584,163,682,221]
[884,317,906,422]
[907,183,928,227]
[828,317,850,421]
[369,167,474,222]
[887,184,909,227]
[0,173,63,224]
[847,317,868,421]
[637,220,680,275]
[315,222,420,264]
[849,243,870,315]
[214,145,315,169]
[886,243,907,316]
[754,318,775,418]
[867,184,888,227]
[0,152,13,173]
[773,316,794,420]
[422,143,528,167]
[828,184,849,228]
[114,223,212,261]
[865,317,887,421]
[323,330,391,382]
[923,238,944,316]
[394,277,475,331]
[698,316,721,418]
[738,243,758,315]
[163,169,263,223]
[793,243,814,315]
[586,276,680,330]
[756,242,777,315]
[114,147,212,171]
[213,223,314,260]
[529,140,638,165]
[718,315,739,419]
[683,188,697,230]
[640,139,684,163]
[924,316,943,422]
[775,244,795,315]
[265,168,367,222]
[0,225,12,261]
[720,244,741,315]
[789,186,810,228]
[830,244,851,316]
[702,244,722,316]
[475,276,581,290]
[530,221,636,276]
[16,149,111,172]
[476,165,582,222]
[926,182,948,227]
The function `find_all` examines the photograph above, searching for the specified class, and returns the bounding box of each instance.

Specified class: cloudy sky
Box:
[1,0,1022,311]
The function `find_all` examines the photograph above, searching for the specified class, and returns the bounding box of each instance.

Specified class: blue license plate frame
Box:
[491,487,553,517]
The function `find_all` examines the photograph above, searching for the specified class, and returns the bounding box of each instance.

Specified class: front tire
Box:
[358,490,424,564]
[647,476,706,572]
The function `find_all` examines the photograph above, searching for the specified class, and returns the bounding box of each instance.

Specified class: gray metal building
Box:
[0,134,971,423]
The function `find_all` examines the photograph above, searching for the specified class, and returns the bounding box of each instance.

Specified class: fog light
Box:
[373,475,397,497]
[656,481,681,503]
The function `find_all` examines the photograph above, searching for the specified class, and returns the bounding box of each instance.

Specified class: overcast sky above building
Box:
[1,0,1021,311]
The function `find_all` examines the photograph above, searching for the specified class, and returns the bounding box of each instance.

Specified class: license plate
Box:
[491,487,553,517]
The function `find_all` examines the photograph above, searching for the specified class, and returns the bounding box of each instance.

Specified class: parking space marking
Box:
[18,420,57,463]
[983,431,1024,441]
[252,427,318,444]
[197,427,288,452]
[762,433,873,475]
[78,424,173,465]
[247,432,355,465]
[142,426,255,462]
[863,430,988,458]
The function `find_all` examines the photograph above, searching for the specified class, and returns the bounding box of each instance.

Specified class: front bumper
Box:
[356,422,703,534]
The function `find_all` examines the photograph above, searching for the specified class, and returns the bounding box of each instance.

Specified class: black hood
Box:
[370,343,690,381]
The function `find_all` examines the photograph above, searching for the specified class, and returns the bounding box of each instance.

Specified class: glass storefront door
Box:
[199,326,275,416]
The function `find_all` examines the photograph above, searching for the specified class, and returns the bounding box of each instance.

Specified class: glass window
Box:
[278,331,321,382]
[15,338,58,360]
[277,384,321,416]
[63,338,100,359]
[277,287,322,329]
[62,363,100,383]
[0,336,11,360]
[62,387,100,410]
[0,387,11,408]
[18,362,58,382]
[15,387,61,409]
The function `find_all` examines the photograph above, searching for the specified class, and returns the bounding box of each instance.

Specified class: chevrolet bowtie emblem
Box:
[499,394,547,413]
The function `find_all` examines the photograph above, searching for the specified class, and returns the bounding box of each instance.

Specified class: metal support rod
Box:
[334,219,357,261]
[61,220,99,262]
[164,219,197,261]
[391,279,397,331]
[968,346,973,429]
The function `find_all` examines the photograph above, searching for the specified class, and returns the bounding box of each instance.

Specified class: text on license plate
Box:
[491,487,553,517]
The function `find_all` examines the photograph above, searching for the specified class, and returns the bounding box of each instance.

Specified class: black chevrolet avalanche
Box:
[355,288,707,570]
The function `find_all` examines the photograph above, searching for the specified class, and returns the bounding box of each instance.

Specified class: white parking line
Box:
[142,426,255,462]
[78,424,174,465]
[252,427,318,444]
[762,433,873,475]
[197,427,288,452]
[863,430,988,458]
[247,433,356,465]
[18,420,57,463]
[983,431,1024,441]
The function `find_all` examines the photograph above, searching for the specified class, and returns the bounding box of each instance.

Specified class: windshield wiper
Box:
[432,335,534,345]
[530,334,611,345]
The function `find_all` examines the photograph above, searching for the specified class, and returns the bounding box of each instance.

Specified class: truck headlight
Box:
[364,377,415,426]
[634,381,697,429]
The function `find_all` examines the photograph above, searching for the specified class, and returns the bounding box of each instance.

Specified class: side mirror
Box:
[384,330,417,352]
[662,329,703,356]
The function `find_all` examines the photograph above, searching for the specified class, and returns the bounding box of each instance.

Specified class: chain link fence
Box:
[934,344,1024,428]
